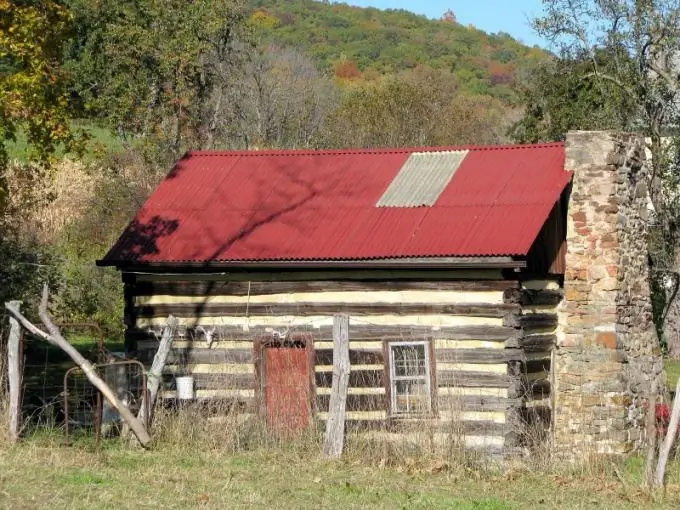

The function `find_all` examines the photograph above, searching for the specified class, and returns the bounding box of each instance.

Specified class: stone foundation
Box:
[554,131,663,456]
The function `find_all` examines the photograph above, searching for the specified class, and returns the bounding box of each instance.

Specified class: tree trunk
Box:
[665,295,680,358]
[664,271,680,359]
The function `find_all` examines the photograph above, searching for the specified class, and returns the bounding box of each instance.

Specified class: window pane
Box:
[394,379,430,414]
[392,344,427,377]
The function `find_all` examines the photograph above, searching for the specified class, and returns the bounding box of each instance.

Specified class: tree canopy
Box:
[0,0,82,204]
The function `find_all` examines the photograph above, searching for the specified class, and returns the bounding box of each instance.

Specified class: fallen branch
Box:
[655,377,680,487]
[5,285,152,448]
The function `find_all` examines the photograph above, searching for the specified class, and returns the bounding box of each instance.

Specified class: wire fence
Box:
[18,322,124,439]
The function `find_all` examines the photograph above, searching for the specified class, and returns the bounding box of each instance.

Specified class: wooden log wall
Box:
[508,279,561,443]
[124,269,556,453]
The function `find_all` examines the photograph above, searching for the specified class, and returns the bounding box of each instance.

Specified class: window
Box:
[388,341,432,416]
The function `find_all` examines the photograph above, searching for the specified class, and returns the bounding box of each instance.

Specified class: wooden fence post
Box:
[7,300,23,442]
[323,314,350,458]
[655,377,680,487]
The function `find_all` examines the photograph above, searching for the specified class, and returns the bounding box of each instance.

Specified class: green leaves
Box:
[323,71,506,148]
[65,0,250,169]
[509,50,637,143]
[0,0,83,205]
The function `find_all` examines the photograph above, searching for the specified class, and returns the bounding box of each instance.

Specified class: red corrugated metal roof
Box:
[100,143,572,265]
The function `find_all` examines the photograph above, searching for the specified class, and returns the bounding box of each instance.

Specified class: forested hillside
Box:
[247,0,546,102]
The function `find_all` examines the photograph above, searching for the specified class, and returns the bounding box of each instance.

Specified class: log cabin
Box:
[98,131,662,458]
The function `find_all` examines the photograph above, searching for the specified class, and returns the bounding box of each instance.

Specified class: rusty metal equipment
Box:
[63,360,148,447]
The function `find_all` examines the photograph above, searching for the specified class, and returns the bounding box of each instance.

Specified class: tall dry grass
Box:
[146,397,494,478]
[3,153,161,246]
[2,160,96,244]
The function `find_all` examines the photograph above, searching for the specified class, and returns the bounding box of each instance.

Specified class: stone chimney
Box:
[554,131,662,456]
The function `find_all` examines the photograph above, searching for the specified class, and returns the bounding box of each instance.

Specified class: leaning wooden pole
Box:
[5,286,152,448]
[138,315,178,427]
[7,301,23,442]
[323,314,350,458]
[655,378,680,487]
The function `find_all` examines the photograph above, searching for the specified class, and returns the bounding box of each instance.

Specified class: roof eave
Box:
[96,256,526,271]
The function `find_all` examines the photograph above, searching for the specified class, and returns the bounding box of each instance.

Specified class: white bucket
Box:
[176,376,195,400]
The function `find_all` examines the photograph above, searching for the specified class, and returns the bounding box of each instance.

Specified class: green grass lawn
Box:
[666,358,680,390]
[1,438,679,509]
[6,121,122,163]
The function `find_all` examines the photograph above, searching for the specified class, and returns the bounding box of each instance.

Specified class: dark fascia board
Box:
[97,256,526,271]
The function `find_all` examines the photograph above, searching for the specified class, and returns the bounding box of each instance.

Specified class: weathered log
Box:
[524,358,551,373]
[130,279,519,297]
[519,334,557,352]
[435,348,525,364]
[437,395,521,412]
[437,371,512,388]
[315,349,383,366]
[133,302,520,319]
[138,316,177,427]
[503,288,563,306]
[315,369,383,388]
[5,286,152,448]
[7,301,23,442]
[130,324,518,343]
[162,372,255,390]
[522,379,551,399]
[504,366,524,449]
[137,347,253,365]
[655,378,680,487]
[504,313,558,330]
[316,393,386,412]
[323,314,350,458]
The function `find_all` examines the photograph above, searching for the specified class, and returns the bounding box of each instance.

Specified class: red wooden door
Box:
[263,347,311,435]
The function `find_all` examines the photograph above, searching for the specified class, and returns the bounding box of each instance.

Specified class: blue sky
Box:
[338,1,547,47]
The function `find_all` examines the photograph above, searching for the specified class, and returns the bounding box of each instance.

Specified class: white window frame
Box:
[387,340,432,417]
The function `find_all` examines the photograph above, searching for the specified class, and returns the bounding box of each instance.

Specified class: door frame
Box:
[253,333,316,424]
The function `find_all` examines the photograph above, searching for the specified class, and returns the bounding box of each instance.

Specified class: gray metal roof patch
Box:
[376,150,469,207]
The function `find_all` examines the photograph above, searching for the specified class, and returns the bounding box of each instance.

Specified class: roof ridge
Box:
[185,142,565,158]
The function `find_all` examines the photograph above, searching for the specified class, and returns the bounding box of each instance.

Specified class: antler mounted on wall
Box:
[195,326,217,348]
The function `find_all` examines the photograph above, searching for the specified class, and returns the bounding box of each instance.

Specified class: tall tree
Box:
[65,0,250,170]
[0,0,80,203]
[510,49,637,143]
[323,71,508,148]
[520,0,680,356]
[0,1,85,316]
[224,45,338,150]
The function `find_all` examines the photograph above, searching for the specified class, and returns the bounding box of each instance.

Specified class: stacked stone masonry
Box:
[555,131,663,456]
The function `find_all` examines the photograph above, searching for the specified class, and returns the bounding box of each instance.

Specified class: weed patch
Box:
[2,434,679,509]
